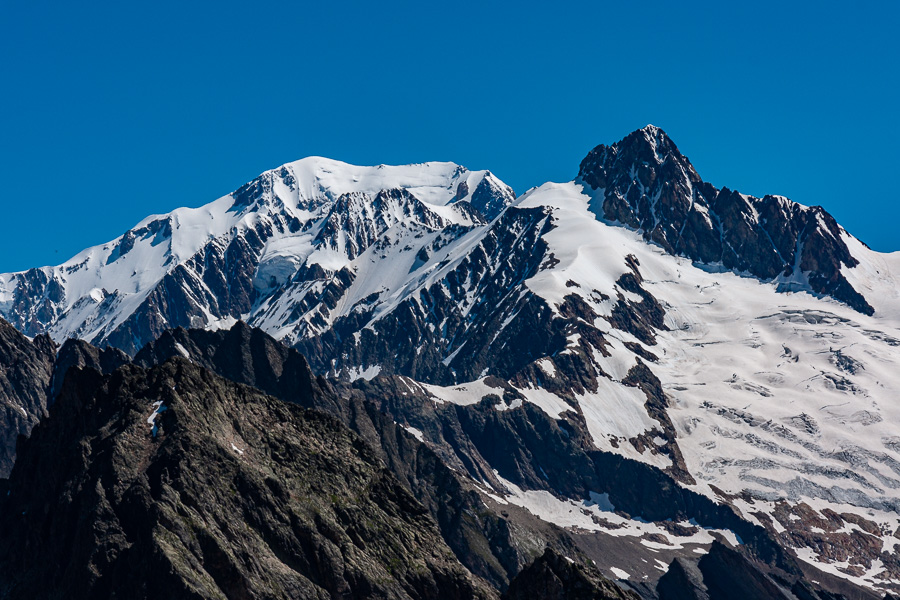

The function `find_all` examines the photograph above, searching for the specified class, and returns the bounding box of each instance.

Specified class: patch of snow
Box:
[496,398,523,411]
[513,385,572,419]
[489,472,744,551]
[147,401,167,437]
[345,365,382,382]
[421,378,503,406]
[402,425,425,442]
[536,358,557,378]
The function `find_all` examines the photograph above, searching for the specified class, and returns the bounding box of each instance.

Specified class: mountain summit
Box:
[579,125,872,314]
[0,159,515,354]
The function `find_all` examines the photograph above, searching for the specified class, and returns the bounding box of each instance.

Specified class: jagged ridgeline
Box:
[0,128,877,358]
[1,127,899,599]
[0,358,496,599]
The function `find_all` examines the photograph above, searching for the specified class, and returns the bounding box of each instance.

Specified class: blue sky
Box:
[1,1,897,272]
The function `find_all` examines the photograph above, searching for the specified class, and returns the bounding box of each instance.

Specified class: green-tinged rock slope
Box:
[0,358,495,600]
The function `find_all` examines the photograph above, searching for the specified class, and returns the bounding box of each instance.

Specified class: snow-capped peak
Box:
[0,157,516,353]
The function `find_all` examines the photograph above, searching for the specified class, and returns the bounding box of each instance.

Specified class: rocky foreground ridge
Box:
[0,318,891,599]
[0,357,496,599]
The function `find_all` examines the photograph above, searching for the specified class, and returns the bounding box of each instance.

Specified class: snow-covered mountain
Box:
[2,126,900,595]
[0,160,514,354]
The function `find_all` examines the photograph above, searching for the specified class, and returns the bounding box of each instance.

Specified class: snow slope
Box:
[490,181,900,590]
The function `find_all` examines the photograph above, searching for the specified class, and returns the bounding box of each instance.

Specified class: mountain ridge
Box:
[1,126,899,595]
[578,125,873,314]
[0,126,887,357]
[0,357,499,599]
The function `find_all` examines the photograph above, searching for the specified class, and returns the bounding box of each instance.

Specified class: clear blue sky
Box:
[1,1,898,272]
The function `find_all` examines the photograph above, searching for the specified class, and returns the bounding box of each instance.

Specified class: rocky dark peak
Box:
[469,172,517,221]
[50,338,130,402]
[578,125,700,199]
[502,548,640,600]
[578,126,873,315]
[134,322,567,590]
[134,321,334,416]
[0,318,56,477]
[0,358,497,600]
[0,324,132,477]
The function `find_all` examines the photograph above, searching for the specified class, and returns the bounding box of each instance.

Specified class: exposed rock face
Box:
[0,318,135,477]
[134,322,578,590]
[764,502,900,594]
[297,204,558,383]
[134,322,327,414]
[469,173,516,220]
[50,337,130,401]
[0,318,55,477]
[655,557,710,600]
[502,548,640,600]
[0,358,496,600]
[655,541,871,600]
[578,125,873,314]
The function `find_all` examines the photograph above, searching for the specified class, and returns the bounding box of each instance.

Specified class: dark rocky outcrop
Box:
[0,318,56,477]
[655,541,876,600]
[468,172,516,221]
[50,337,130,402]
[578,125,873,314]
[502,548,640,600]
[0,358,496,599]
[0,319,134,477]
[134,322,583,589]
